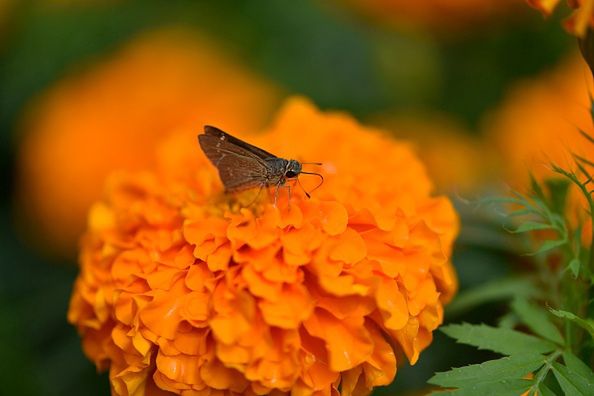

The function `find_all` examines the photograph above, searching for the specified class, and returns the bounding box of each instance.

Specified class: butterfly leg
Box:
[274,182,281,208]
[273,182,295,210]
[287,182,292,210]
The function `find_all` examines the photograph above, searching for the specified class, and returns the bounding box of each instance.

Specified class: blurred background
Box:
[0,0,587,394]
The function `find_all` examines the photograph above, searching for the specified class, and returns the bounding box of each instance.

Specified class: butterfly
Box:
[198,125,323,205]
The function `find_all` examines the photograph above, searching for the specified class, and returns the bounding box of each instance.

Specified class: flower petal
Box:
[304,309,373,372]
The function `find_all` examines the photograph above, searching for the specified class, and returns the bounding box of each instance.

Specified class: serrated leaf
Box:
[563,352,594,382]
[531,174,546,201]
[544,178,570,215]
[529,239,566,256]
[579,128,594,145]
[441,323,557,355]
[446,278,539,317]
[548,308,594,340]
[431,378,533,396]
[568,258,581,278]
[428,354,543,388]
[574,152,594,168]
[511,298,564,345]
[538,383,558,396]
[510,222,554,233]
[551,165,579,187]
[551,163,569,176]
[576,160,591,180]
[552,362,594,395]
[508,208,538,217]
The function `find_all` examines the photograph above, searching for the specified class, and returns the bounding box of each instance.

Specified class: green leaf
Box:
[568,258,581,278]
[530,239,566,256]
[578,128,594,146]
[552,362,594,395]
[441,323,557,355]
[544,178,570,215]
[576,160,591,181]
[573,152,594,169]
[480,194,546,219]
[431,379,533,396]
[548,308,594,340]
[511,298,564,345]
[428,354,543,388]
[531,174,546,201]
[446,278,539,317]
[510,222,554,233]
[538,383,558,396]
[567,225,584,279]
[563,352,594,383]
[508,208,539,217]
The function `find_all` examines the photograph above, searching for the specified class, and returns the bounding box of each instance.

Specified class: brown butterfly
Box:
[198,125,323,205]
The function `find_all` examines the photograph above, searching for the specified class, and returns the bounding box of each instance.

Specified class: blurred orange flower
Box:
[487,55,594,242]
[487,55,592,187]
[343,0,520,30]
[16,27,280,258]
[68,98,458,395]
[528,0,594,36]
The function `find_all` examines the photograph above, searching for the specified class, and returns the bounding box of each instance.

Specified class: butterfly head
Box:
[284,160,302,179]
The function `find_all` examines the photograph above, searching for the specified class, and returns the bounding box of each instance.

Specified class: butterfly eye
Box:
[285,170,298,178]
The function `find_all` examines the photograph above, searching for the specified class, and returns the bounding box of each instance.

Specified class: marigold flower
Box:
[488,55,594,241]
[528,0,594,37]
[370,114,495,193]
[68,97,458,395]
[342,0,519,30]
[16,26,280,257]
[487,55,592,187]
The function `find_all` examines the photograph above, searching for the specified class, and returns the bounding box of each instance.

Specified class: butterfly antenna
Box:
[300,171,324,196]
[301,162,323,166]
[296,177,311,199]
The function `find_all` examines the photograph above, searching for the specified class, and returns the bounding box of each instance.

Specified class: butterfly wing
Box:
[198,133,271,192]
[203,125,276,160]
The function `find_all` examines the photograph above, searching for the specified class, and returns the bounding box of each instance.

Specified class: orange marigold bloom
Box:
[487,55,594,241]
[487,55,592,187]
[16,26,280,257]
[528,0,594,37]
[68,97,458,395]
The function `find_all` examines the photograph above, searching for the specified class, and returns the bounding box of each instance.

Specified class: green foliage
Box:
[431,139,594,395]
[429,354,541,391]
[562,352,594,384]
[430,321,594,395]
[446,278,539,317]
[549,309,594,340]
[551,361,594,395]
[441,323,557,355]
[480,186,569,257]
[512,298,564,345]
